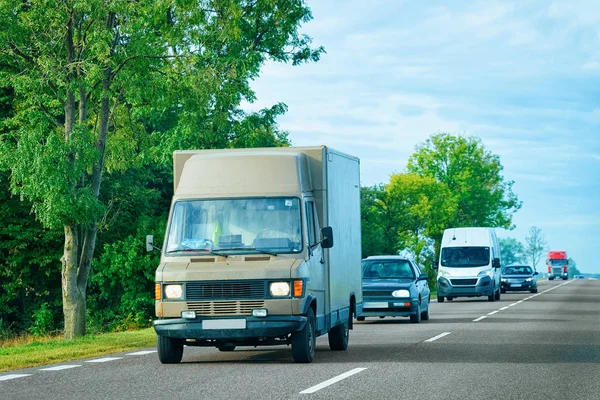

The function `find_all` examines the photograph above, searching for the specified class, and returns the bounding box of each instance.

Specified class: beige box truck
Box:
[148,146,362,363]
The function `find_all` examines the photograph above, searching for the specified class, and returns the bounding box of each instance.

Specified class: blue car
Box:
[501,265,538,293]
[358,256,431,323]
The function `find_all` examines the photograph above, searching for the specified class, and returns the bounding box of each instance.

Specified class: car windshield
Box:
[362,260,415,279]
[165,197,302,255]
[441,247,490,267]
[503,266,532,275]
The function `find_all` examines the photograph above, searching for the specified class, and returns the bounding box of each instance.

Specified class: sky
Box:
[243,0,600,274]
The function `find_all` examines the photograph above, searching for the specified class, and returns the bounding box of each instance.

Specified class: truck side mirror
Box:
[145,235,162,252]
[321,226,333,249]
[492,258,501,268]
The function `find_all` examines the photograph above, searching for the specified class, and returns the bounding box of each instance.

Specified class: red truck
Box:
[547,251,568,280]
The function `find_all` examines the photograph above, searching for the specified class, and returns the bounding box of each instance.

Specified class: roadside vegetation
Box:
[0,328,155,373]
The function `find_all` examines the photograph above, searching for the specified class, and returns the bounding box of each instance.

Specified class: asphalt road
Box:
[2,279,599,400]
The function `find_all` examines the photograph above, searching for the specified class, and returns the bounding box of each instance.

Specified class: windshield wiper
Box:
[166,248,229,257]
[222,247,278,256]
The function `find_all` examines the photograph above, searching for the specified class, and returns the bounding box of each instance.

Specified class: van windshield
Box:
[441,247,490,267]
[165,197,302,255]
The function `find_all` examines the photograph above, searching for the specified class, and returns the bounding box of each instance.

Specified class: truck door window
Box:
[306,201,316,245]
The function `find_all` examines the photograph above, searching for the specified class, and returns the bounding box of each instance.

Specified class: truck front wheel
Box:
[292,308,316,363]
[328,315,349,351]
[157,335,184,364]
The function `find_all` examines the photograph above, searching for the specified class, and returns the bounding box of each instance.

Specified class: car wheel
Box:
[531,288,538,293]
[488,286,496,302]
[420,297,430,321]
[356,316,365,321]
[157,335,184,364]
[437,295,445,303]
[217,344,236,352]
[328,314,350,351]
[410,301,422,323]
[291,307,316,363]
[447,297,454,301]
[501,289,506,294]
[495,286,501,301]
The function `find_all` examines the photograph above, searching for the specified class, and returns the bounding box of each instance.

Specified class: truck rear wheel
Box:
[292,308,316,363]
[157,335,184,364]
[328,315,349,351]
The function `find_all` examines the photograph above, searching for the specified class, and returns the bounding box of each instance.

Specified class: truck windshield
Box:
[549,259,567,266]
[165,197,302,255]
[441,247,490,267]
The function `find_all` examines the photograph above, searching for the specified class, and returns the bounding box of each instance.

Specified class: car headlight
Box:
[501,278,506,282]
[270,282,290,297]
[164,284,183,299]
[525,277,533,282]
[392,289,410,298]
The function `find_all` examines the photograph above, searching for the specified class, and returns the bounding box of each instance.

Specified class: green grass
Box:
[0,328,156,373]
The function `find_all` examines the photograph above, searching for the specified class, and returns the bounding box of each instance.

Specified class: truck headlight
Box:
[392,289,410,298]
[164,284,183,299]
[269,282,290,297]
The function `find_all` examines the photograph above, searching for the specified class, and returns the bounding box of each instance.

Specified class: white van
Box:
[433,227,502,302]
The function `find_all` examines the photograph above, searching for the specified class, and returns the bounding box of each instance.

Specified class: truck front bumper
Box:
[437,277,494,298]
[153,315,306,341]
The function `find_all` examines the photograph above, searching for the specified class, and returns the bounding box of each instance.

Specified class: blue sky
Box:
[244,0,600,273]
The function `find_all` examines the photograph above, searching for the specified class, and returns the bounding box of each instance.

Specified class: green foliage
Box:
[407,133,521,229]
[499,237,526,266]
[360,185,396,258]
[567,257,581,278]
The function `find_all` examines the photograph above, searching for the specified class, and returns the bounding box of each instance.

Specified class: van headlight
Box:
[164,284,183,299]
[392,289,410,298]
[270,282,290,297]
[478,270,492,277]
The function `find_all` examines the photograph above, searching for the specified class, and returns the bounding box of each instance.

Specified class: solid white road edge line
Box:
[0,374,31,381]
[126,351,157,356]
[39,365,81,371]
[424,332,451,342]
[300,368,367,394]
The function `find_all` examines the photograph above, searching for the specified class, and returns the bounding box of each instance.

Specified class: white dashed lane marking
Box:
[85,357,122,363]
[126,351,157,356]
[0,374,31,381]
[39,365,81,371]
[300,368,367,394]
[424,332,452,343]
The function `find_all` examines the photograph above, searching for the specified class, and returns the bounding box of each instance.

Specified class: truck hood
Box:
[157,257,300,282]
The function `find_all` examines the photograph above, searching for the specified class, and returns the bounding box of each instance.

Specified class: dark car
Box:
[501,265,538,293]
[358,256,431,323]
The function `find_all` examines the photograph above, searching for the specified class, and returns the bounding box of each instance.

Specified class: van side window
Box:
[305,201,316,245]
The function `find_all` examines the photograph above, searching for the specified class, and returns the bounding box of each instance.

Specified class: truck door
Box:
[305,199,327,331]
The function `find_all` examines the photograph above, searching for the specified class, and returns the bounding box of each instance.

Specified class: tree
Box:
[566,257,580,278]
[499,237,526,266]
[524,226,547,271]
[0,0,323,339]
[385,173,457,266]
[407,133,521,229]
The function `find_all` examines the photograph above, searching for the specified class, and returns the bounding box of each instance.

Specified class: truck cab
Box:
[547,251,568,280]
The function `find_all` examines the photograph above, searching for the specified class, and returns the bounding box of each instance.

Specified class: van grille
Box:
[450,278,478,286]
[186,281,266,300]
[186,300,265,316]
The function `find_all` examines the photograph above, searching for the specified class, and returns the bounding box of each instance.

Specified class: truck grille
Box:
[186,300,265,316]
[186,281,266,300]
[552,268,563,274]
[450,278,478,286]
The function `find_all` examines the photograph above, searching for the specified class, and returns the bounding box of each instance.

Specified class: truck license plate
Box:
[202,319,246,330]
[364,302,388,309]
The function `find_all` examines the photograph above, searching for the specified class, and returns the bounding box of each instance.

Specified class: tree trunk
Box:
[61,224,86,339]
